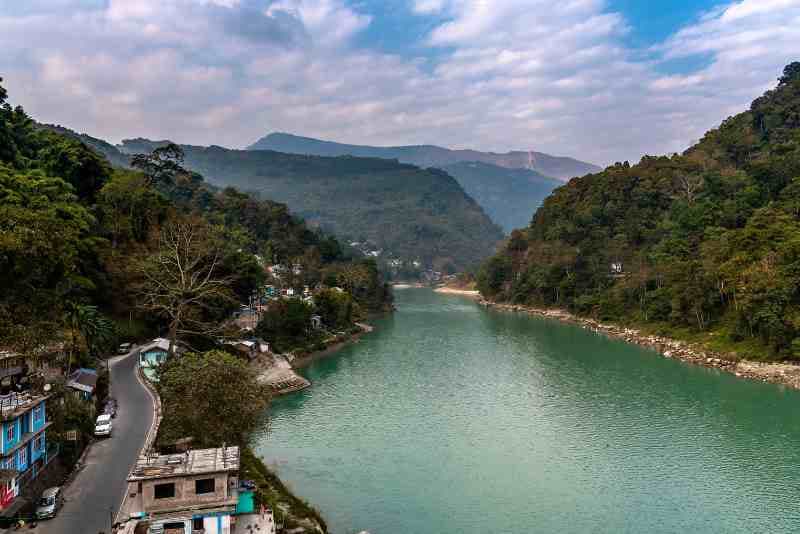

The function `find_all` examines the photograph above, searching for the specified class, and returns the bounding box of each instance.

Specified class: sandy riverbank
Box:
[434,287,480,297]
[480,299,800,390]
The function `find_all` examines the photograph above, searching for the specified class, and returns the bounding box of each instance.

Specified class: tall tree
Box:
[63,302,114,375]
[130,143,186,187]
[136,216,235,356]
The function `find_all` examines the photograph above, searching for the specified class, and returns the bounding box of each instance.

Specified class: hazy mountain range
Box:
[249,133,600,181]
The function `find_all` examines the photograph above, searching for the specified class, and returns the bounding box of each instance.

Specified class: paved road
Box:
[36,349,153,534]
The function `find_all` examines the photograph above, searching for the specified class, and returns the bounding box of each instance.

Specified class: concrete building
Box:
[138,339,186,381]
[125,447,242,534]
[0,392,54,513]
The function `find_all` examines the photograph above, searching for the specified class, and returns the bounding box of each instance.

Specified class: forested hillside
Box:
[0,78,390,360]
[479,63,800,360]
[117,139,504,273]
[249,132,595,234]
[440,161,562,232]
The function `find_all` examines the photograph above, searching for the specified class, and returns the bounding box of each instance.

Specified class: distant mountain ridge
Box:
[248,132,600,181]
[116,138,504,272]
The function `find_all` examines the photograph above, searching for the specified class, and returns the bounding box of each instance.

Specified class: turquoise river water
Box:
[253,289,800,533]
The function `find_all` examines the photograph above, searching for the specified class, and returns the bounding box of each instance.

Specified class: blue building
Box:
[0,393,53,511]
[139,338,185,381]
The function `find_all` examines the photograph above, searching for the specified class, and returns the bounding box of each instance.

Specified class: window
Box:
[154,482,175,499]
[33,405,43,423]
[34,436,44,451]
[195,478,215,495]
[6,424,13,443]
[18,447,25,466]
[192,517,204,530]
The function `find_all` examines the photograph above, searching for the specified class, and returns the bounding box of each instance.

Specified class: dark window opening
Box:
[192,517,204,530]
[154,482,175,499]
[195,478,215,494]
[164,522,184,530]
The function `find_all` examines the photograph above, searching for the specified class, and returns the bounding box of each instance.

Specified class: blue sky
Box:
[354,0,728,72]
[0,0,797,164]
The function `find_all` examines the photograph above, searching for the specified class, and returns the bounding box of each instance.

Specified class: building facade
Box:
[125,447,241,534]
[0,393,52,510]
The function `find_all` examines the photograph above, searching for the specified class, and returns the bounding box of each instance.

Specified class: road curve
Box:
[35,349,153,534]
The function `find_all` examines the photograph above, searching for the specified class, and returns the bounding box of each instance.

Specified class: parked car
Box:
[94,414,113,437]
[103,398,118,418]
[118,342,132,354]
[35,487,62,520]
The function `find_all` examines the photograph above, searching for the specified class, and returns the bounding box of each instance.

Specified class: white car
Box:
[94,414,113,437]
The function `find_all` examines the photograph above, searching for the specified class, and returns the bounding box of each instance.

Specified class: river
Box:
[253,288,800,533]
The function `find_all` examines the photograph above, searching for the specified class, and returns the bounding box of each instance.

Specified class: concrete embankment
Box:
[480,299,800,390]
[254,323,375,395]
[253,353,311,395]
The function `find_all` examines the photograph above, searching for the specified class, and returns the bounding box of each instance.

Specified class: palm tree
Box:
[63,302,114,377]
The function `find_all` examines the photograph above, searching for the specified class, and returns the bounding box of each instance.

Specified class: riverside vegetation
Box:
[479,62,800,362]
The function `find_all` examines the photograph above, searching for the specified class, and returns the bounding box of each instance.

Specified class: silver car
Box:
[94,414,113,437]
[35,487,62,519]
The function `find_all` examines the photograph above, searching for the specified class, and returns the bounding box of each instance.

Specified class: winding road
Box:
[35,348,154,534]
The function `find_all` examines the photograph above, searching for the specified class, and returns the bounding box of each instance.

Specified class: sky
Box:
[1,0,798,165]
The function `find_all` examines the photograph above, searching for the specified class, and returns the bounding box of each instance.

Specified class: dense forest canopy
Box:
[479,63,800,360]
[0,77,390,362]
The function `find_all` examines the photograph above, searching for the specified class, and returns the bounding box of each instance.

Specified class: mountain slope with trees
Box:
[440,161,562,232]
[478,63,800,361]
[248,132,596,233]
[116,139,504,273]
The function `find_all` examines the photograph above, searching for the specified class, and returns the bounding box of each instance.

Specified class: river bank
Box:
[254,322,376,395]
[479,299,800,389]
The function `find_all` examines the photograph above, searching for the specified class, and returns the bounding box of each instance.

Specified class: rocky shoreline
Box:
[254,322,375,395]
[479,299,800,390]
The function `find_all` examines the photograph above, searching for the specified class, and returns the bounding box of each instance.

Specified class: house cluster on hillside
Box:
[0,347,101,520]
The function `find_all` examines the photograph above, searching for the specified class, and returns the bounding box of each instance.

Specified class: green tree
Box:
[315,288,358,330]
[130,142,186,187]
[255,299,313,353]
[779,61,800,85]
[157,350,271,448]
[37,131,111,202]
[0,166,96,337]
[63,302,114,375]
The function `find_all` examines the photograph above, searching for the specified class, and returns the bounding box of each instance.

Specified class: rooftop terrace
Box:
[128,446,240,481]
[0,392,49,421]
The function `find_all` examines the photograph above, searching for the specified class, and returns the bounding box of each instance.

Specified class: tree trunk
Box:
[167,313,180,358]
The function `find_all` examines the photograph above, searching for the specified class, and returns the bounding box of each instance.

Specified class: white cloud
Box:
[0,0,797,166]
